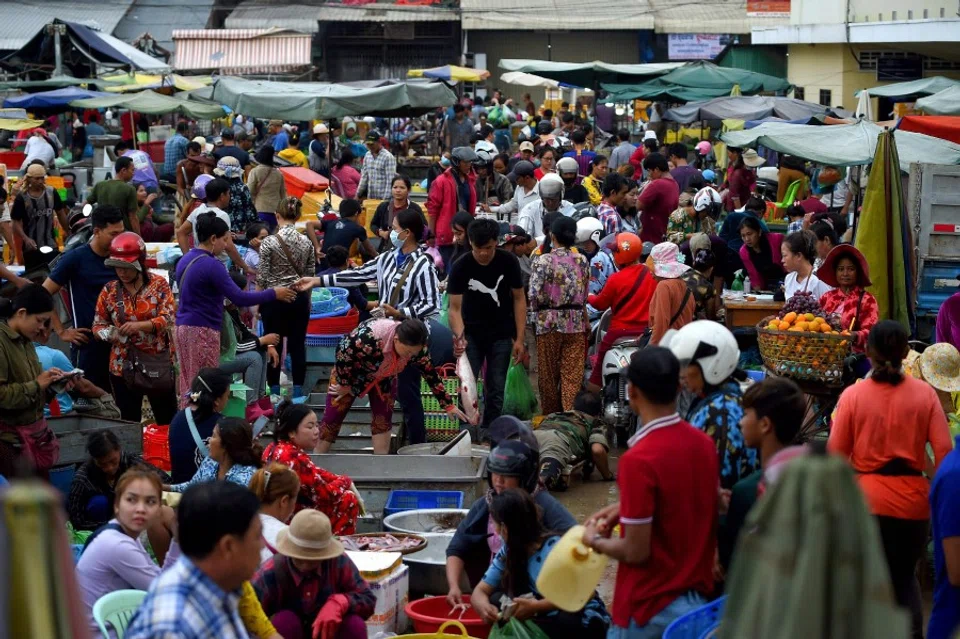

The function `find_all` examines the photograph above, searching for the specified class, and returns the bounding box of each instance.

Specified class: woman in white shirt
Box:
[781,230,833,300]
[250,462,301,563]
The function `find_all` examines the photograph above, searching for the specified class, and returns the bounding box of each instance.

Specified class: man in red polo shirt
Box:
[637,152,680,244]
[583,346,718,638]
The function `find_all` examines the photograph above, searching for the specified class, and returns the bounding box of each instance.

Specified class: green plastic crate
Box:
[421,375,483,442]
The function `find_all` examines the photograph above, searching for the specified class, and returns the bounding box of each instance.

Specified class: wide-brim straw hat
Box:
[818,244,872,288]
[919,343,960,393]
[275,510,344,561]
[741,149,766,168]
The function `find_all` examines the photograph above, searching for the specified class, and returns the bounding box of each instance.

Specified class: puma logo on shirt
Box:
[468,275,504,307]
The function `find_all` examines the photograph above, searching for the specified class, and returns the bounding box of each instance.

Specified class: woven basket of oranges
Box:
[756,312,853,386]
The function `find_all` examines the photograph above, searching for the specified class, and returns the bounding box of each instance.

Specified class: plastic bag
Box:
[502,360,539,420]
[489,618,550,639]
[438,293,450,328]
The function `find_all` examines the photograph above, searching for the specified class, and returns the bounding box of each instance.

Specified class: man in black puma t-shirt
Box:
[448,218,526,434]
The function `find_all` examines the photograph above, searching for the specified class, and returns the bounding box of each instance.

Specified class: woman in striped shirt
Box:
[294,208,453,444]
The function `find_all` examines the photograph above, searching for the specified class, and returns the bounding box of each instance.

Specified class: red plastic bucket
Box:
[405,596,491,638]
[142,423,171,472]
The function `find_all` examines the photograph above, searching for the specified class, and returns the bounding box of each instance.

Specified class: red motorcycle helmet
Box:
[611,232,643,267]
[108,232,146,265]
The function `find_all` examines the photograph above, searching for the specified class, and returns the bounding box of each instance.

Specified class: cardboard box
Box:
[365,564,410,637]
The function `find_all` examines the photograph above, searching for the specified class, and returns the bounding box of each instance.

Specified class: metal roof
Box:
[113,0,215,52]
[226,1,458,29]
[0,0,134,51]
[172,28,312,74]
[461,0,655,30]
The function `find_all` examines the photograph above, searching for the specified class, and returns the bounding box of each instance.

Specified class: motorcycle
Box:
[591,308,645,448]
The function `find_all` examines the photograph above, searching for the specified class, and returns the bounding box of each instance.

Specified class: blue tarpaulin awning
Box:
[3,87,111,110]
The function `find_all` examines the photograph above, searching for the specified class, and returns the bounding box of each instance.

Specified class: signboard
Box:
[877,57,923,81]
[747,0,790,16]
[667,34,732,61]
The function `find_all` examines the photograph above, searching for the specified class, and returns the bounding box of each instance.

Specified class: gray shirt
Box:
[608,141,636,170]
[446,116,475,150]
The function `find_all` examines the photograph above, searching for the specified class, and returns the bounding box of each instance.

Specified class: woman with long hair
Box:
[781,230,832,300]
[76,469,178,635]
[529,216,589,413]
[533,146,557,180]
[471,489,609,638]
[247,146,287,230]
[0,284,66,476]
[250,462,300,563]
[257,196,315,398]
[331,148,361,199]
[738,216,785,291]
[261,400,361,535]
[175,213,293,404]
[829,321,952,638]
[810,219,839,272]
[165,417,263,492]
[93,232,177,425]
[723,147,764,211]
[370,175,426,253]
[167,367,232,484]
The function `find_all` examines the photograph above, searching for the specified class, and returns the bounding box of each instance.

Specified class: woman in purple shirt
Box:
[937,284,960,350]
[174,213,295,407]
[76,468,178,636]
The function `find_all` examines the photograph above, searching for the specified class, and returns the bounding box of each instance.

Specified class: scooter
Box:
[591,308,646,448]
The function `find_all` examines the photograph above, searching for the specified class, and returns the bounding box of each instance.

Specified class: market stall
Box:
[603,61,791,102]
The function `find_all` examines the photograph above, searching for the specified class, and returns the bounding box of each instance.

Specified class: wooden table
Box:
[724,299,784,329]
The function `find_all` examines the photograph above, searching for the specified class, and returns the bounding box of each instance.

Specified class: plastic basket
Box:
[307,306,359,335]
[756,315,851,386]
[384,490,465,517]
[421,365,483,442]
[662,596,726,639]
[305,333,345,347]
[311,287,349,315]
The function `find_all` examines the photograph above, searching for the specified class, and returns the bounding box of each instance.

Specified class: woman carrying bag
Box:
[247,146,287,230]
[93,232,177,425]
[257,196,315,399]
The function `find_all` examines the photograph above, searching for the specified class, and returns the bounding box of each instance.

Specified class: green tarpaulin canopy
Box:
[665,96,838,124]
[603,61,790,101]
[210,77,458,120]
[720,120,960,171]
[70,89,226,119]
[915,85,960,115]
[601,79,729,102]
[497,59,682,88]
[856,76,960,100]
[0,75,120,90]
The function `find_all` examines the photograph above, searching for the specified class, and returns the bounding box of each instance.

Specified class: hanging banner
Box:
[668,34,731,61]
[747,0,790,16]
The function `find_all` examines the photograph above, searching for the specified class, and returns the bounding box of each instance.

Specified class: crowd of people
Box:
[0,94,959,639]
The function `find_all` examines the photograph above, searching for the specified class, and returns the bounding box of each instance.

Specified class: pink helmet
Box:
[695,140,712,156]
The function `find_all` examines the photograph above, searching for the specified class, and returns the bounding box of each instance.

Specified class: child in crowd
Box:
[719,376,806,572]
[242,223,269,328]
[317,245,371,319]
[786,204,806,233]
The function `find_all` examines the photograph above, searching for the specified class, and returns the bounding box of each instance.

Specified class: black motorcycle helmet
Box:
[536,120,552,135]
[488,415,539,453]
[487,440,539,493]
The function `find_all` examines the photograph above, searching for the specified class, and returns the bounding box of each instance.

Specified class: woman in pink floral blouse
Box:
[529,216,590,413]
[313,317,471,454]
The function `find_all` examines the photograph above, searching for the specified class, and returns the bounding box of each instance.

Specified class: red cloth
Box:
[819,287,878,352]
[614,415,718,628]
[798,197,827,215]
[899,116,960,145]
[587,263,657,332]
[637,177,680,243]
[426,167,477,246]
[629,145,646,179]
[738,232,785,291]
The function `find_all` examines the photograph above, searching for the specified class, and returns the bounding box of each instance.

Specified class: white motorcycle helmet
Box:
[693,187,723,214]
[475,146,496,167]
[576,217,604,246]
[661,320,740,385]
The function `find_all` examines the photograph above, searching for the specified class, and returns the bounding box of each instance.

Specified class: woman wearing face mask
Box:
[371,175,426,253]
[251,462,301,563]
[76,469,180,635]
[0,284,68,477]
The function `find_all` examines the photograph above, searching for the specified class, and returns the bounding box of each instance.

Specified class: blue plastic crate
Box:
[663,596,726,639]
[384,490,464,517]
[311,287,349,315]
[305,333,345,347]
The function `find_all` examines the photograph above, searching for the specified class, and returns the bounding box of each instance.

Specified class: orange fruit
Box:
[778,321,791,331]
[815,317,826,325]
[788,326,802,332]
[804,313,815,322]
[820,323,832,333]
[795,322,809,332]
[768,321,780,330]
[783,312,798,324]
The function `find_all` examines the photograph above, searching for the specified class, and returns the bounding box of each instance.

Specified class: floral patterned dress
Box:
[528,248,590,336]
[319,319,454,442]
[261,440,359,535]
[226,178,258,233]
[819,287,879,353]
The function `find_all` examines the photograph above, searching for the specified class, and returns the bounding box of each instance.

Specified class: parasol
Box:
[407,65,490,83]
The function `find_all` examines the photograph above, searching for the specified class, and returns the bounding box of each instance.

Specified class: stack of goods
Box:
[306,287,359,350]
[344,550,409,637]
[757,292,852,384]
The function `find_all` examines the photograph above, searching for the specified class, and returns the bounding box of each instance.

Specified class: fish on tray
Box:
[340,534,423,552]
[456,352,480,425]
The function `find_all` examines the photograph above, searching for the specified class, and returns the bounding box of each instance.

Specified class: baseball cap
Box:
[365,131,381,143]
[25,164,46,178]
[513,160,536,178]
[519,141,535,153]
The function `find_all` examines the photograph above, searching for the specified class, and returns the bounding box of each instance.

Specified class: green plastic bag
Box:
[502,360,539,420]
[490,618,550,639]
[438,293,450,328]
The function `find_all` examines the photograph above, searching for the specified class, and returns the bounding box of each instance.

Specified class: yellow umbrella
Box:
[407,65,490,83]
[0,118,44,131]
